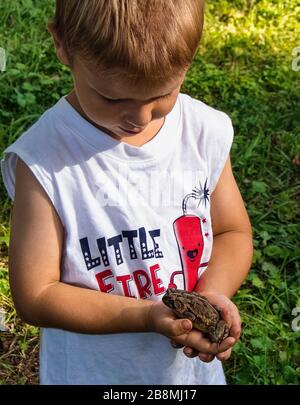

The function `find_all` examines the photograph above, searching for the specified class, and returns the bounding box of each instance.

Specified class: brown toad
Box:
[162,288,229,344]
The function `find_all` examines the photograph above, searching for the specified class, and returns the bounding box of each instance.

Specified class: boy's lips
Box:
[120,126,145,134]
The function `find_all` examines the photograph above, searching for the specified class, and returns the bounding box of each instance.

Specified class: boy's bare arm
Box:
[177,156,253,362]
[195,156,253,298]
[8,158,155,334]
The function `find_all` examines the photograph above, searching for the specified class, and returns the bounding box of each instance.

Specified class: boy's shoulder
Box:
[4,98,65,154]
[180,92,232,123]
[179,92,233,135]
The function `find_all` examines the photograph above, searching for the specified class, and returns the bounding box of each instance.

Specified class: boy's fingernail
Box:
[182,320,191,330]
[184,348,192,356]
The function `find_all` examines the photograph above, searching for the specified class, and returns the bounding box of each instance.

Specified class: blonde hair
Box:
[49,0,204,87]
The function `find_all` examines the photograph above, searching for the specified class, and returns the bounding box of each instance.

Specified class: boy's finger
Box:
[173,331,235,355]
[169,318,193,337]
[216,348,232,361]
[187,336,234,355]
[198,353,215,363]
[170,340,184,349]
[221,308,233,329]
[190,337,220,354]
[183,346,199,358]
[216,336,236,353]
[230,321,242,341]
[229,312,242,340]
[221,307,242,341]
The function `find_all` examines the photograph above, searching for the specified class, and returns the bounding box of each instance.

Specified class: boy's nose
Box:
[124,105,153,128]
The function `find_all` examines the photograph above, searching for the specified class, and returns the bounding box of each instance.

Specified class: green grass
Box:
[0,0,300,384]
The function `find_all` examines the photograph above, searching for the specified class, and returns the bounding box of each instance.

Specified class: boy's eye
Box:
[102,96,123,104]
[101,93,171,104]
[158,93,172,100]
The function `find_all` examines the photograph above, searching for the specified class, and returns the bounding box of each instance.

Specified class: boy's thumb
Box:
[182,319,193,332]
[172,319,193,336]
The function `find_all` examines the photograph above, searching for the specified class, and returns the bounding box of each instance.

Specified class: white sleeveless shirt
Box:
[1,93,233,384]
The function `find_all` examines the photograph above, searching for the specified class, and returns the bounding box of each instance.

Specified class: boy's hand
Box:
[171,290,242,362]
[147,299,237,359]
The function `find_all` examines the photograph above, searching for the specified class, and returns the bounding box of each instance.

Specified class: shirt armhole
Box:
[1,149,64,228]
[209,115,234,195]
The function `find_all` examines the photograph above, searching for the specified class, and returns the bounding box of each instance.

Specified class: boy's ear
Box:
[47,22,70,66]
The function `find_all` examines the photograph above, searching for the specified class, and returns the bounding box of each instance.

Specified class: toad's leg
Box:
[185,311,196,321]
[213,320,230,344]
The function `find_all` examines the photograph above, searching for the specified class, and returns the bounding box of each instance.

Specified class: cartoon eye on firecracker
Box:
[172,179,209,291]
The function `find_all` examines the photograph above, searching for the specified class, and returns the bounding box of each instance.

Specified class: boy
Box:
[1,0,253,384]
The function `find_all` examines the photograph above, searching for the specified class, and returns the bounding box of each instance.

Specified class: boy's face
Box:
[69,58,186,139]
[49,25,186,140]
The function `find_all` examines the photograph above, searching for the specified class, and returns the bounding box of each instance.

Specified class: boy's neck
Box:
[65,90,165,148]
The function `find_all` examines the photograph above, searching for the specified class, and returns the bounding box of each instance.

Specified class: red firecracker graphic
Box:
[171,179,210,291]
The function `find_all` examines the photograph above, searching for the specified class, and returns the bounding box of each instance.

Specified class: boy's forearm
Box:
[195,230,253,298]
[21,231,253,332]
[24,282,155,334]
